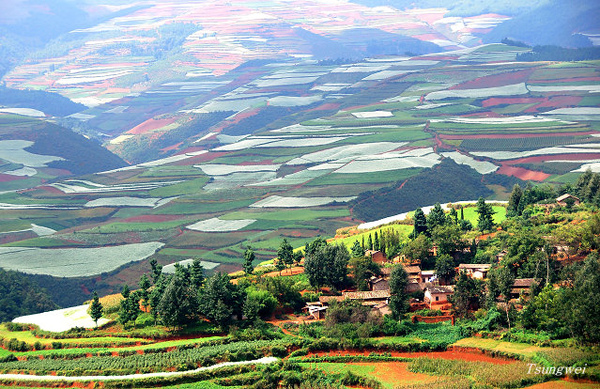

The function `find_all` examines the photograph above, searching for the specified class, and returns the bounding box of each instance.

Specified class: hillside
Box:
[0,114,127,190]
[0,43,599,302]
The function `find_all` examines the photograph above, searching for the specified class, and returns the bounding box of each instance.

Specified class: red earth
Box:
[305,348,517,365]
[127,118,177,135]
[450,68,535,90]
[497,165,550,181]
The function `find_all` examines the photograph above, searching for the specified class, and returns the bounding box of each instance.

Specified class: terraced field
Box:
[1,43,599,300]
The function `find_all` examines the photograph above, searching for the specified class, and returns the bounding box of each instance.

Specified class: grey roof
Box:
[458,263,492,270]
[425,283,454,294]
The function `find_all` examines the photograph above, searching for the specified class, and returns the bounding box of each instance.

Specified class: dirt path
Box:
[0,357,278,382]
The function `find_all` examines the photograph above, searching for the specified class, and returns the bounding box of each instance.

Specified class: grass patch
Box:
[221,208,349,221]
[307,168,422,186]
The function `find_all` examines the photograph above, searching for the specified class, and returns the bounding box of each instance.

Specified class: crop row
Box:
[0,339,294,376]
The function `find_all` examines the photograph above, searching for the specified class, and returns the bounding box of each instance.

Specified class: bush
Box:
[4,338,30,352]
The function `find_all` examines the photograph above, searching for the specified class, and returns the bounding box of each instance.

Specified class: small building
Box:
[369,276,389,291]
[510,278,537,299]
[458,263,492,279]
[303,303,328,320]
[424,283,454,309]
[495,250,508,262]
[365,250,387,264]
[342,289,391,306]
[403,265,422,280]
[420,270,436,283]
[556,194,580,206]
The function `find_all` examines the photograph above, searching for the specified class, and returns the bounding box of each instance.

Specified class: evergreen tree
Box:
[412,208,428,238]
[198,273,244,327]
[243,248,255,275]
[138,275,151,312]
[149,274,169,323]
[460,206,464,220]
[507,184,523,217]
[374,231,380,251]
[156,273,198,329]
[361,236,365,251]
[351,240,364,258]
[118,285,140,327]
[427,203,446,231]
[476,197,495,232]
[389,265,409,320]
[448,207,458,224]
[149,258,163,285]
[190,258,205,289]
[367,234,373,250]
[89,291,103,328]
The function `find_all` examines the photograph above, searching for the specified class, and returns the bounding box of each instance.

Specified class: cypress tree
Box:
[89,292,103,328]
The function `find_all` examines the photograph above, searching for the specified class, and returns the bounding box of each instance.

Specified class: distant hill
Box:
[0,115,127,176]
[0,87,86,117]
[483,0,599,47]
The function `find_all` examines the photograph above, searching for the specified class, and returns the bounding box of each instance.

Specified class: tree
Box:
[89,291,103,328]
[198,273,244,327]
[243,248,255,275]
[304,243,350,290]
[190,258,205,288]
[435,254,456,284]
[138,274,151,312]
[389,265,409,320]
[243,289,277,322]
[156,273,198,329]
[448,207,458,224]
[349,256,380,291]
[374,231,380,251]
[507,184,523,217]
[476,197,495,232]
[411,208,427,238]
[431,224,465,257]
[118,285,140,327]
[351,240,364,258]
[149,258,163,285]
[451,272,483,318]
[427,203,446,231]
[401,234,432,264]
[367,234,373,250]
[278,239,295,273]
[569,252,600,343]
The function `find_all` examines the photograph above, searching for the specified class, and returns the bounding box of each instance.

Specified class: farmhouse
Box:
[369,276,389,291]
[365,249,387,264]
[342,289,391,306]
[510,278,537,299]
[458,263,492,279]
[424,283,454,310]
[556,194,580,206]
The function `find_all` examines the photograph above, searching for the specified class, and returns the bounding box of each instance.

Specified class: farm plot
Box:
[186,217,256,232]
[441,152,498,174]
[459,136,594,151]
[471,147,600,160]
[196,164,280,175]
[333,153,440,173]
[426,83,528,100]
[286,142,407,165]
[249,195,356,208]
[83,197,175,208]
[162,259,220,274]
[50,179,181,194]
[13,304,110,332]
[203,171,278,190]
[299,362,438,389]
[0,242,164,277]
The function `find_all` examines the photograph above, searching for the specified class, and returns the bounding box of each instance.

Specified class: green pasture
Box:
[452,337,544,358]
[306,168,422,186]
[335,224,413,249]
[82,220,189,233]
[149,177,209,197]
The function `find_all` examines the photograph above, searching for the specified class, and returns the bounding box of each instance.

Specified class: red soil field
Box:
[306,349,517,365]
[127,118,177,135]
[497,165,550,181]
[0,174,26,182]
[307,102,341,112]
[482,97,546,108]
[161,142,183,152]
[525,96,582,112]
[451,68,535,90]
[172,151,228,165]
